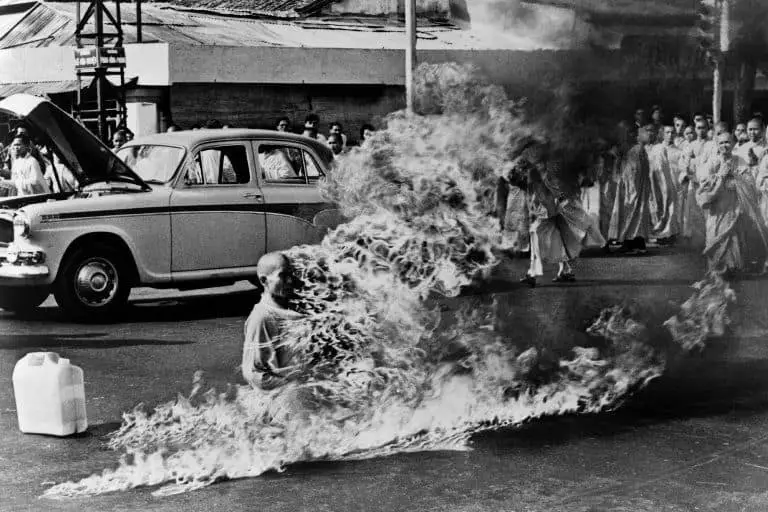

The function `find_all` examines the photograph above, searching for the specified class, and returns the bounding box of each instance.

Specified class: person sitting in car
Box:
[259,145,298,180]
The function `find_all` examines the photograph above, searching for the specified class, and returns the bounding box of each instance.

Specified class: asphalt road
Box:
[3,248,768,512]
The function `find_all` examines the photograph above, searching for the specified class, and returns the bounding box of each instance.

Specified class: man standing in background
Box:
[734,118,766,182]
[648,125,680,243]
[609,125,654,255]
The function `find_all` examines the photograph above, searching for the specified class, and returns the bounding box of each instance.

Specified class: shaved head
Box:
[257,252,290,277]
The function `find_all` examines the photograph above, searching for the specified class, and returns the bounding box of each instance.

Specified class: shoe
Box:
[553,272,576,283]
[520,274,537,288]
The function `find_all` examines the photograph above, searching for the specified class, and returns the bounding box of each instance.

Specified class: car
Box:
[0,94,343,320]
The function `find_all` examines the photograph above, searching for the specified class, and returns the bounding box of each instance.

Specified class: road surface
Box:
[3,248,768,512]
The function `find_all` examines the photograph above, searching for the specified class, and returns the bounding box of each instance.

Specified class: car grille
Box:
[0,218,12,245]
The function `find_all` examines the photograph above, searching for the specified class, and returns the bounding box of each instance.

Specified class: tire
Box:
[53,243,133,321]
[0,286,49,313]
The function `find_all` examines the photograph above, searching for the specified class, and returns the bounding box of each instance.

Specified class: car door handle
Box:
[243,192,262,199]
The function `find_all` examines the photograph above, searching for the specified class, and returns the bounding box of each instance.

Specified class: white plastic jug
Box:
[12,352,88,436]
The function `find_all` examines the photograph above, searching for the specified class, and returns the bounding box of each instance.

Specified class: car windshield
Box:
[117,145,185,184]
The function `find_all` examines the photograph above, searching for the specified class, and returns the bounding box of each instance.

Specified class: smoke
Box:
[42,63,732,499]
[463,0,593,50]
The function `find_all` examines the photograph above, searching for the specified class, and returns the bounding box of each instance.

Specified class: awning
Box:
[0,79,81,99]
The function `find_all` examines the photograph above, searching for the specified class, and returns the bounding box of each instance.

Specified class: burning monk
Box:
[520,163,605,287]
[242,252,305,390]
[696,133,768,276]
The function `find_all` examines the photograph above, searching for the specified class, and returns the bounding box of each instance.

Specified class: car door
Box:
[169,140,265,274]
[255,140,336,252]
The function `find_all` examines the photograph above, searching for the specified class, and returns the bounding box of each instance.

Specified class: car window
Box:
[186,145,250,185]
[117,145,185,184]
[258,144,307,183]
[303,150,324,179]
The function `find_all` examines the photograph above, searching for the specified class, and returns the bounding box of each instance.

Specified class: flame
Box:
[42,63,722,499]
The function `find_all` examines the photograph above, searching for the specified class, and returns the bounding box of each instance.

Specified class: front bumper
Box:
[0,243,50,281]
[0,262,49,279]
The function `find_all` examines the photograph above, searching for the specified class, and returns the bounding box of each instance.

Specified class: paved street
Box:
[4,248,768,511]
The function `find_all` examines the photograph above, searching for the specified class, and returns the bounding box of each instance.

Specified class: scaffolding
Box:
[74,0,127,142]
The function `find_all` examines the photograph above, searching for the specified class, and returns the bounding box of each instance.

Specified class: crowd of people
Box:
[165,114,378,156]
[0,111,376,197]
[499,105,768,286]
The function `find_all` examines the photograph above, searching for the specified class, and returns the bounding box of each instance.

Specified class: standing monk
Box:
[648,126,681,242]
[678,119,713,244]
[696,133,768,276]
[520,164,605,287]
[733,118,766,182]
[609,125,654,254]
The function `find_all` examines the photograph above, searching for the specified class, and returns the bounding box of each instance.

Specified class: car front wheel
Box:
[0,286,49,313]
[54,244,132,321]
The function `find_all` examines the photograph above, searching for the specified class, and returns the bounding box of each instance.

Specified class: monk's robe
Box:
[754,157,768,226]
[608,144,653,243]
[733,140,766,183]
[648,142,680,239]
[696,156,768,273]
[528,179,604,277]
[497,176,530,253]
[579,158,603,236]
[677,139,713,242]
[243,294,305,390]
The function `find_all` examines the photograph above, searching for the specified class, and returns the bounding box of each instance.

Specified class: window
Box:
[257,144,325,183]
[117,145,185,184]
[303,150,324,179]
[185,145,250,185]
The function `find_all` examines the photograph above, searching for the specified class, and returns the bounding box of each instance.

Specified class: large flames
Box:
[43,63,734,499]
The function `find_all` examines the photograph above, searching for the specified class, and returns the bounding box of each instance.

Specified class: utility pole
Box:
[74,0,127,142]
[712,0,730,125]
[405,0,416,113]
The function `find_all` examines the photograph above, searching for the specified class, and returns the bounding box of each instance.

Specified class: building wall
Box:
[0,43,170,86]
[169,83,406,144]
[329,0,449,16]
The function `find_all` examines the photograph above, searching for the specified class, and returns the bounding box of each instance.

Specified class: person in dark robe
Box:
[609,125,654,254]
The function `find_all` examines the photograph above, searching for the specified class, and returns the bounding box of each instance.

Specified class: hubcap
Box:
[74,257,118,306]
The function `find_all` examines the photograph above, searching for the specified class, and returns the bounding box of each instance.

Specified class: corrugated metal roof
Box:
[165,0,335,18]
[0,1,73,49]
[6,1,694,51]
[0,79,80,98]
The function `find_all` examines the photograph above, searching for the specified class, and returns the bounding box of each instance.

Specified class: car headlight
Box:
[13,212,30,239]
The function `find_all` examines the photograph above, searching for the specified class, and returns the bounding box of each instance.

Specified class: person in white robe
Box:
[520,163,605,287]
[8,134,49,196]
[673,114,687,148]
[696,133,768,276]
[677,119,714,244]
[733,118,766,183]
[648,126,680,241]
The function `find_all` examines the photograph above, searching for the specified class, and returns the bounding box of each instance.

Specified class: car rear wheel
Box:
[0,286,49,313]
[54,244,132,321]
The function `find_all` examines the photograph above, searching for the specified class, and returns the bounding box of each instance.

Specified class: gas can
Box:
[12,352,88,436]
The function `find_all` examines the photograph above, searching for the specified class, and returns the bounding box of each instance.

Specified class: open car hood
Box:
[0,94,149,190]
